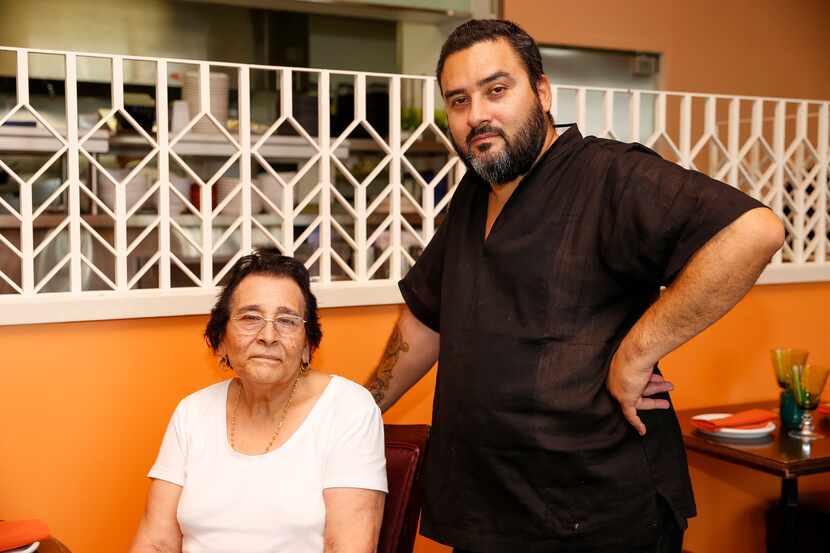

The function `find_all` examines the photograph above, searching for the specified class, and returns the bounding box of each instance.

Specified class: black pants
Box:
[453,496,684,553]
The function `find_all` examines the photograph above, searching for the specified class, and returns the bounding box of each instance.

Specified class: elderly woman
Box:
[129,250,387,553]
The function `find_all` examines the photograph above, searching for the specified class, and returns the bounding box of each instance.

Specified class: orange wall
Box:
[2,282,830,553]
[0,304,442,553]
[664,283,830,553]
[505,0,830,100]
[4,3,830,552]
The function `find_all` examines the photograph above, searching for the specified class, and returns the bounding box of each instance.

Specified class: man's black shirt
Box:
[399,125,765,552]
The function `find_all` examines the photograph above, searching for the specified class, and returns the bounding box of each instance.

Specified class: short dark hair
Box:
[204,249,323,359]
[436,19,545,92]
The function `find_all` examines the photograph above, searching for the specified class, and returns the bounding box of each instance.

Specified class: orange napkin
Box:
[691,409,777,432]
[0,519,50,551]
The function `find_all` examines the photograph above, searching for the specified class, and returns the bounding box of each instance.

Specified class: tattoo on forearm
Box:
[368,325,410,405]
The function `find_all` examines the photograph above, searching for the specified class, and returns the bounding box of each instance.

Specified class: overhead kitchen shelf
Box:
[0,125,108,153]
[109,133,350,160]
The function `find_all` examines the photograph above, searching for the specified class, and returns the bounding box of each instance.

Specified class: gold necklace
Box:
[229,372,303,454]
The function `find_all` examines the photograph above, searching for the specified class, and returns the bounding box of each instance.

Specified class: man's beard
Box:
[451,100,548,186]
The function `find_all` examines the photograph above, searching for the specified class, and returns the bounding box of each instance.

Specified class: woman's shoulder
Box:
[307,373,379,422]
[175,379,230,415]
[325,374,378,409]
[310,375,383,450]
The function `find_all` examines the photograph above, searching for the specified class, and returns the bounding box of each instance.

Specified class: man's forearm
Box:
[617,207,784,368]
[365,306,440,412]
[608,208,784,433]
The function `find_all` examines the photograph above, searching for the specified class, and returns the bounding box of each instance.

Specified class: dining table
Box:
[677,400,830,553]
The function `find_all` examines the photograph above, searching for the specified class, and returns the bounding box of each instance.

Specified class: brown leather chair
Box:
[38,537,72,552]
[378,424,430,553]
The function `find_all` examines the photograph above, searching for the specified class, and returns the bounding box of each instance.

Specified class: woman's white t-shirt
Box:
[148,375,388,553]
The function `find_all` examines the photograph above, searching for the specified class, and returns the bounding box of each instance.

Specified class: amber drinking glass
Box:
[771,348,809,429]
[771,348,809,387]
[788,364,830,441]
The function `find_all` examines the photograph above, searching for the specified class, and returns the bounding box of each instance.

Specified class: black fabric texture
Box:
[400,125,765,552]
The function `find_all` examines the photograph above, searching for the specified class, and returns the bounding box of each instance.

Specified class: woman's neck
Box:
[235,374,302,418]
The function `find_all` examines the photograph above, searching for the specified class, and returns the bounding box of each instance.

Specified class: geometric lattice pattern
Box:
[1,47,828,324]
[553,86,830,277]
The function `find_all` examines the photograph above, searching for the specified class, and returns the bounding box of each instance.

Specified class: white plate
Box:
[6,542,39,553]
[692,412,776,439]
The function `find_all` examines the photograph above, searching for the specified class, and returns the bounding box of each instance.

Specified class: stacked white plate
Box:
[287,169,318,205]
[216,177,263,216]
[255,171,296,212]
[6,542,39,553]
[691,413,777,439]
[99,168,150,212]
[183,71,230,134]
[153,174,192,214]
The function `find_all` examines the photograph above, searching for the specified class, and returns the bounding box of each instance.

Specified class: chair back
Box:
[377,424,430,553]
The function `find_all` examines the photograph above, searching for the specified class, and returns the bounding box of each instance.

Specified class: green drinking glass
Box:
[788,364,830,441]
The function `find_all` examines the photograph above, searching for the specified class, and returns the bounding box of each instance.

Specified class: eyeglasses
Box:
[231,313,306,336]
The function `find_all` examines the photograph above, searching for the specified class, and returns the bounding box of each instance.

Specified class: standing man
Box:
[366,20,783,553]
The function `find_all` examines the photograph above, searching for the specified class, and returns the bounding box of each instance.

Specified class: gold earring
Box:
[221,354,232,370]
[300,359,310,375]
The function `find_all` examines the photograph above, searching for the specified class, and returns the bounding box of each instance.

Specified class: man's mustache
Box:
[466,125,507,148]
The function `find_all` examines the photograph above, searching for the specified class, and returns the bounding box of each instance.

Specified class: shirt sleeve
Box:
[148,401,187,487]
[323,388,388,493]
[398,215,449,332]
[600,143,768,286]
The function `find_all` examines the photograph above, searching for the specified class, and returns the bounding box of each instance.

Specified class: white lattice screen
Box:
[0,47,828,325]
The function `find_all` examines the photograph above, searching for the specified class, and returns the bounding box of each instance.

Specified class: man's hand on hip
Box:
[607,352,673,436]
[606,207,783,436]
